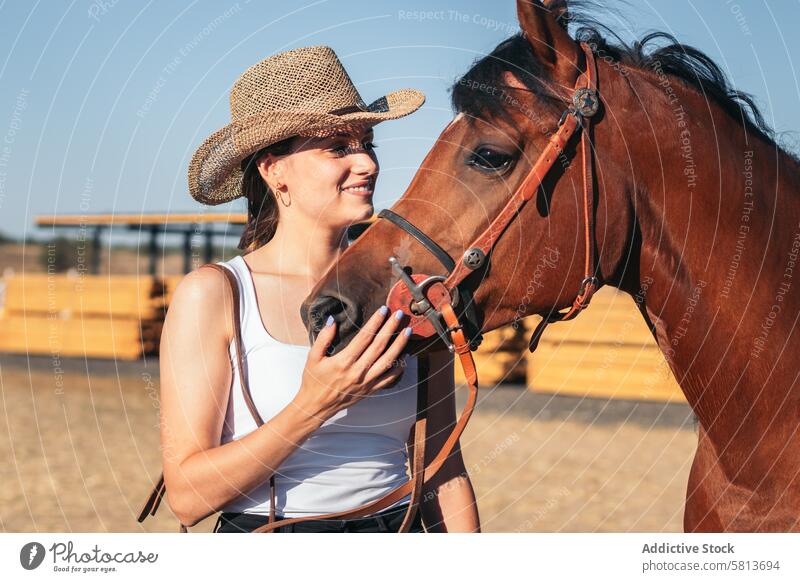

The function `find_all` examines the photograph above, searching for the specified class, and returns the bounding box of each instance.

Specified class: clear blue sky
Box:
[0,0,798,241]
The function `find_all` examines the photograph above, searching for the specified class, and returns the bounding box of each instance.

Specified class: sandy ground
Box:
[0,355,697,533]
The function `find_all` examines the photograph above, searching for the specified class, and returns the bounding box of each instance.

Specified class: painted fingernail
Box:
[404,327,412,337]
[379,305,389,316]
[325,315,334,327]
[394,309,405,321]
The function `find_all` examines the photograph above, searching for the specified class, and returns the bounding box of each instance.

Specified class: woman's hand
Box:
[294,306,411,422]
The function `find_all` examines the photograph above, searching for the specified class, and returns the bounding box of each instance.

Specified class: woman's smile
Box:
[339,178,374,197]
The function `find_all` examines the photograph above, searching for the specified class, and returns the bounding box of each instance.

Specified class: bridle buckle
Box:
[576,276,600,309]
[389,257,455,352]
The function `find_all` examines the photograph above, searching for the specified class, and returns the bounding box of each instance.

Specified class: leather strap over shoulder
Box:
[205,264,278,527]
[136,473,165,523]
[137,262,271,531]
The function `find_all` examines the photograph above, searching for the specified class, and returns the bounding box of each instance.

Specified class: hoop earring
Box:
[274,188,291,207]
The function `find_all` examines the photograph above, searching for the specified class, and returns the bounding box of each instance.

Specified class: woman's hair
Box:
[237,136,296,251]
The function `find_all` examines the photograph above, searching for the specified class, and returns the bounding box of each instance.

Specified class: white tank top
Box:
[218,256,416,516]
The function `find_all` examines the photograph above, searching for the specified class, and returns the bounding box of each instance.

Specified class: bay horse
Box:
[301,0,800,532]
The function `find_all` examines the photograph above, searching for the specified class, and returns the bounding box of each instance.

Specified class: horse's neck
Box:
[620,76,800,422]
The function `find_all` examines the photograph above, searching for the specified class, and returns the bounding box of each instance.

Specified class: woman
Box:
[159,46,480,533]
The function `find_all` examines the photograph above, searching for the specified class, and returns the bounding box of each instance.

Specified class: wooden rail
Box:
[35,213,247,226]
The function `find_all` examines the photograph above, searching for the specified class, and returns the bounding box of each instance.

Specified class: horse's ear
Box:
[517,0,580,84]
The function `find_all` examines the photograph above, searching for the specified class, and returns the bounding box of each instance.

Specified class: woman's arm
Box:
[415,349,481,532]
[159,268,325,527]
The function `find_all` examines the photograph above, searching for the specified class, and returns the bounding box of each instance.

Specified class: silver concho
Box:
[572,87,599,118]
[462,248,486,270]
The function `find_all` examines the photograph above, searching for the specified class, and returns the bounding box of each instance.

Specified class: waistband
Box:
[216,503,422,533]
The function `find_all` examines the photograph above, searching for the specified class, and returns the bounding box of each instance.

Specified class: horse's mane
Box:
[451,2,789,155]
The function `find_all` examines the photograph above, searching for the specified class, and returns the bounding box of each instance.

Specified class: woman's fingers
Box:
[308,315,337,361]
[367,326,412,381]
[337,305,393,363]
[353,308,406,370]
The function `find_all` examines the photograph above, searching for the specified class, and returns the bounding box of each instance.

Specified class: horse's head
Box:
[302,0,636,352]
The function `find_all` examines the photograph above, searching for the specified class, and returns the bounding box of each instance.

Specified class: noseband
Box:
[379,42,601,354]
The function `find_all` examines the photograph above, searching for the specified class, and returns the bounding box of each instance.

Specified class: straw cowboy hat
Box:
[188,45,425,205]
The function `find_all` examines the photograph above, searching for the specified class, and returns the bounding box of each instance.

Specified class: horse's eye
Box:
[467,147,513,172]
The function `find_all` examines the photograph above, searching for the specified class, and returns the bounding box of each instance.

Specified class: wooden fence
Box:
[457,287,684,402]
[525,287,684,402]
[0,273,165,359]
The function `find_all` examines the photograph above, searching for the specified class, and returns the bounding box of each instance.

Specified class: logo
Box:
[20,542,46,570]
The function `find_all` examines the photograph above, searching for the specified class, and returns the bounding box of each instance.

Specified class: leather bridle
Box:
[381,42,601,355]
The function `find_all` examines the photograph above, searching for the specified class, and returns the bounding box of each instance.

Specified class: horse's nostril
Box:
[304,295,359,351]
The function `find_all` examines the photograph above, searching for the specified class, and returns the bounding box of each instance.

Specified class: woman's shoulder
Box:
[172,264,231,305]
[165,266,235,341]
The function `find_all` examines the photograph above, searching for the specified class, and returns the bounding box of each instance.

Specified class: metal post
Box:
[183,230,192,274]
[91,226,102,274]
[204,229,213,265]
[148,227,158,277]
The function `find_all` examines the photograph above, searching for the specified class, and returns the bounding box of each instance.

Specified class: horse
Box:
[300,0,800,532]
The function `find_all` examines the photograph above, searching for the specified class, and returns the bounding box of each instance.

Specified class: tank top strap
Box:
[217,256,269,347]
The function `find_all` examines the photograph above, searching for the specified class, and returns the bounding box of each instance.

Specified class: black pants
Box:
[214,503,424,533]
